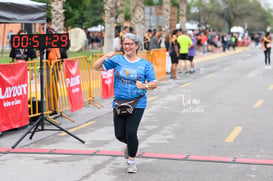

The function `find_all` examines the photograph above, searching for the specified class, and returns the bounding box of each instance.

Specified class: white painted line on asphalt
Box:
[225,126,242,143]
[253,99,264,108]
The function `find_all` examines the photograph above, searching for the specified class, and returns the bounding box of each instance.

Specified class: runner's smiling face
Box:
[123,38,139,56]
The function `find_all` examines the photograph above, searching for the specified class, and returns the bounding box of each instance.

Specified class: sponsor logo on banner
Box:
[0,62,29,132]
[64,58,84,112]
[101,69,114,100]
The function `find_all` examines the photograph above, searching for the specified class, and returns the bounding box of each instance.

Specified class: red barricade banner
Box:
[101,69,114,100]
[0,62,29,132]
[64,58,84,112]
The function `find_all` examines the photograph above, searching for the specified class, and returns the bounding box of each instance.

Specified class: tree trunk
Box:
[117,0,126,25]
[51,0,66,33]
[179,0,187,30]
[103,0,116,53]
[162,0,171,47]
[130,0,144,46]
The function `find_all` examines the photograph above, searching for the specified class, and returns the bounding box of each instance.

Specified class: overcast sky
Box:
[260,0,273,9]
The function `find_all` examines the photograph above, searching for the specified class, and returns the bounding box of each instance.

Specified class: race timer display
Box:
[11,34,69,49]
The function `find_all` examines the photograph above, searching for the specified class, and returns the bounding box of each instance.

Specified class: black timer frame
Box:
[12,34,85,148]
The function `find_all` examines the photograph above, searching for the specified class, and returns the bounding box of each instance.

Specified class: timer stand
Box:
[12,48,85,148]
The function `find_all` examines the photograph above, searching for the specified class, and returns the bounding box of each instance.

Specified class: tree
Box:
[131,0,145,47]
[162,0,171,46]
[51,0,66,33]
[117,0,126,25]
[179,0,187,30]
[187,0,273,32]
[189,0,219,29]
[103,0,116,53]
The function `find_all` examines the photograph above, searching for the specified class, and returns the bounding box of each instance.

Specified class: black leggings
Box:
[113,108,145,157]
[264,48,271,65]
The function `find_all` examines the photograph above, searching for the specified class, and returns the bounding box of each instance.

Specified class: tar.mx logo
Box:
[181,94,205,113]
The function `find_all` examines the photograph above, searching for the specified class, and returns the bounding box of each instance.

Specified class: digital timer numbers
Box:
[11,34,69,49]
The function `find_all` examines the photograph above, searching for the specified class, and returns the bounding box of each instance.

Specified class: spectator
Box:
[177,29,193,73]
[254,33,259,48]
[221,32,228,52]
[149,28,162,50]
[87,32,93,50]
[8,30,13,48]
[200,31,208,55]
[169,29,179,79]
[9,29,37,79]
[131,27,143,50]
[113,31,121,52]
[230,33,237,51]
[41,16,60,115]
[164,32,171,74]
[188,31,196,73]
[9,29,36,63]
[263,32,272,69]
[119,26,130,52]
[143,29,152,50]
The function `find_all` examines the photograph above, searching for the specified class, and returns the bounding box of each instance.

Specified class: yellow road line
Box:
[207,73,214,78]
[268,85,273,90]
[181,82,192,88]
[225,126,242,143]
[58,121,96,136]
[147,96,158,102]
[253,99,264,108]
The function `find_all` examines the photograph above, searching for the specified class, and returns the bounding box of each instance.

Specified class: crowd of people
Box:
[111,27,250,80]
[86,31,103,50]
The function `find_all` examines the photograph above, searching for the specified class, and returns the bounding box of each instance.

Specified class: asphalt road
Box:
[1,44,273,181]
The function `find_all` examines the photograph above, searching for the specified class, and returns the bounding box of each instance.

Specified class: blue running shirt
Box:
[103,54,156,108]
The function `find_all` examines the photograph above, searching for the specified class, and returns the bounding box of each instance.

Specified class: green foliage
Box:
[124,0,131,21]
[144,0,162,6]
[64,0,104,29]
[32,0,51,16]
[33,0,104,30]
[189,0,273,32]
[171,0,178,6]
[33,0,273,33]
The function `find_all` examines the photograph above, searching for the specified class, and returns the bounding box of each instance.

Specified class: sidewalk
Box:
[194,46,249,63]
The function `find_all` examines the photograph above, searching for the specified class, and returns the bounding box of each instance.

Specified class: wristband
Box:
[145,84,149,90]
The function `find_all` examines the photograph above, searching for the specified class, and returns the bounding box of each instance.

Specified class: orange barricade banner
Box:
[101,69,114,100]
[0,62,29,131]
[64,58,84,112]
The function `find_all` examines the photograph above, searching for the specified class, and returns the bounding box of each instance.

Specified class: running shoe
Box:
[269,66,272,70]
[170,76,179,80]
[127,162,137,173]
